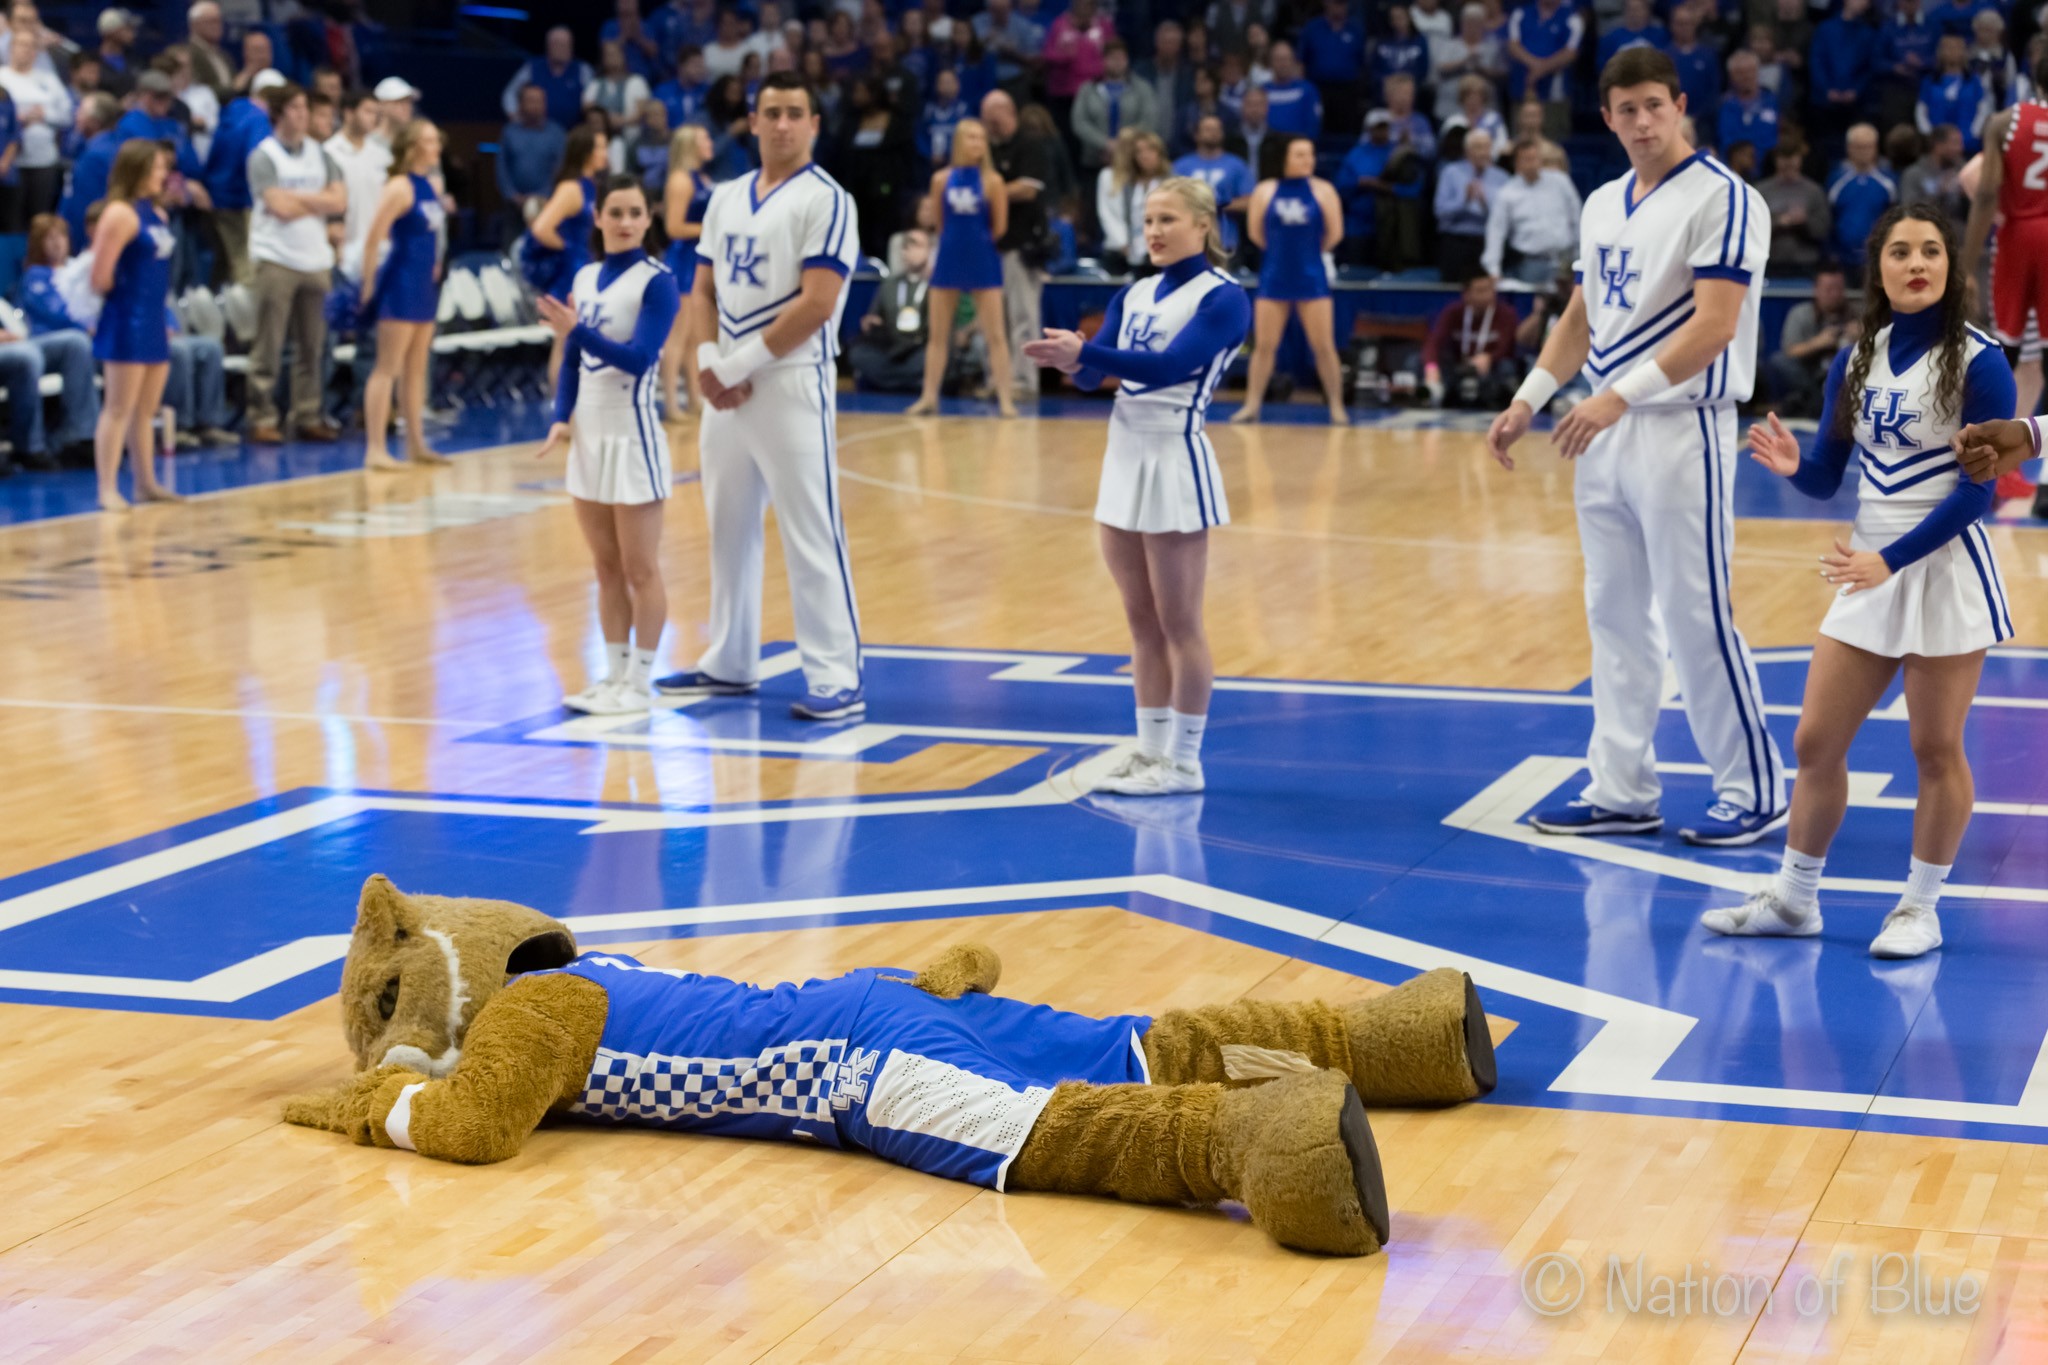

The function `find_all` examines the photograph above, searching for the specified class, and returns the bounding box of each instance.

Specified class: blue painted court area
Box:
[4,644,2046,1143]
[5,395,2033,528]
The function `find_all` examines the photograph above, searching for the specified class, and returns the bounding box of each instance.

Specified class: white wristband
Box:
[1610,359,1674,407]
[1512,367,1560,412]
[695,341,721,375]
[709,335,774,388]
[2027,415,2044,459]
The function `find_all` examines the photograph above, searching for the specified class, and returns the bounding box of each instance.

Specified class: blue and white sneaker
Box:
[791,687,866,721]
[653,669,757,697]
[1679,802,1790,847]
[1528,800,1663,836]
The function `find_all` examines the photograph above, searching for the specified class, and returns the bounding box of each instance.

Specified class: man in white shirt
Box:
[701,9,756,80]
[247,81,347,443]
[1482,136,1583,284]
[324,87,387,281]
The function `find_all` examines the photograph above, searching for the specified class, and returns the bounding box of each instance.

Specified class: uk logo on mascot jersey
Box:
[4,643,2048,1145]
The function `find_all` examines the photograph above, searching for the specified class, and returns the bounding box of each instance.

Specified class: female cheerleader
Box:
[907,117,1016,418]
[536,174,682,715]
[1231,135,1347,426]
[90,139,180,511]
[1704,204,2016,960]
[358,118,449,471]
[1023,177,1250,796]
[658,122,715,418]
[526,124,609,384]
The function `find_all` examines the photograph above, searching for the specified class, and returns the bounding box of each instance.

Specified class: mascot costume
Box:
[285,876,1498,1257]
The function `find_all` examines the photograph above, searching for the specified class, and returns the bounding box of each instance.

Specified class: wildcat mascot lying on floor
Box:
[284,876,1498,1256]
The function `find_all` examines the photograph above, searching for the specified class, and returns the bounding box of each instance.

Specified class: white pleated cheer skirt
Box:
[1820,509,2013,658]
[566,384,671,506]
[1094,411,1229,534]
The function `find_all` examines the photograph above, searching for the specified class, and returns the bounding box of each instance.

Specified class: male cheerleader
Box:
[1486,48,1786,845]
[655,71,866,720]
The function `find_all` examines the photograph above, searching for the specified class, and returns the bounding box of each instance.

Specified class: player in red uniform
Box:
[1964,49,2048,515]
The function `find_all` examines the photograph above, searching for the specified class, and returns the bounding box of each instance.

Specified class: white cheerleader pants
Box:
[695,361,863,694]
[1573,403,1785,818]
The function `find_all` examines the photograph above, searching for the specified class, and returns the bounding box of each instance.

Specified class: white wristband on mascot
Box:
[1512,367,1560,412]
[706,335,774,389]
[1610,359,1674,407]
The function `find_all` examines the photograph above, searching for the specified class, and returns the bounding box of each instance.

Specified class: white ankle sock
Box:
[1136,707,1173,758]
[1774,847,1826,911]
[628,648,658,689]
[605,641,631,683]
[1169,710,1207,765]
[1904,856,1951,909]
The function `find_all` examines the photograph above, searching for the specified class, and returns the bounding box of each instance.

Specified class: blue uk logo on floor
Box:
[4,644,2046,1141]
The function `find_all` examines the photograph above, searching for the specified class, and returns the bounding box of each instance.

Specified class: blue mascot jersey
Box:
[538,953,1152,1189]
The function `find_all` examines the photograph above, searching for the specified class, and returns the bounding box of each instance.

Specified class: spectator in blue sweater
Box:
[1370,6,1430,99]
[1929,0,1999,40]
[1918,34,1989,154]
[1263,43,1325,138]
[601,0,664,82]
[497,84,566,233]
[1665,4,1720,131]
[1174,114,1256,251]
[1338,110,1396,256]
[203,69,283,286]
[654,48,709,128]
[56,94,121,254]
[1827,123,1897,268]
[1811,0,1877,145]
[1875,0,1940,130]
[1719,50,1779,161]
[5,213,99,467]
[1299,0,1366,135]
[919,67,968,167]
[1596,0,1667,72]
[1506,0,1582,136]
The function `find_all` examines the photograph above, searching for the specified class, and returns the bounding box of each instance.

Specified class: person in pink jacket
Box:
[1045,0,1115,101]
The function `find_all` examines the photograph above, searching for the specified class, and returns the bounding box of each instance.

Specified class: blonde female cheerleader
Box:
[536,174,682,715]
[357,118,449,471]
[1023,177,1250,796]
[90,139,180,511]
[908,117,1017,418]
[1231,135,1347,426]
[1704,204,2016,959]
[658,123,715,417]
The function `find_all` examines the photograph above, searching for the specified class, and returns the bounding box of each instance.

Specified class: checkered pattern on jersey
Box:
[571,1039,848,1127]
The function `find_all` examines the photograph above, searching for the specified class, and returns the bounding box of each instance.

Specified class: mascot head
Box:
[340,874,579,1077]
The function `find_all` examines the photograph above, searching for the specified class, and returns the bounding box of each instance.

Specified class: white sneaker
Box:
[562,679,620,713]
[1093,749,1165,794]
[580,679,653,716]
[1870,902,1942,959]
[1114,757,1206,797]
[1699,887,1822,937]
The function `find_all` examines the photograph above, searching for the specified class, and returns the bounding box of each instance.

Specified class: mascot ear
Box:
[354,874,422,942]
[507,930,578,976]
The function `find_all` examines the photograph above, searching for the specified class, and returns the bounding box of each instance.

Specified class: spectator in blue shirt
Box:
[1827,123,1898,268]
[919,68,968,167]
[1664,4,1720,130]
[1918,34,1990,154]
[1174,114,1256,251]
[1432,126,1506,281]
[1378,72,1438,167]
[1339,111,1396,254]
[497,84,566,235]
[1506,0,1583,135]
[1596,0,1668,72]
[654,48,709,129]
[602,0,664,82]
[1297,0,1366,136]
[1175,66,1243,156]
[1370,6,1431,100]
[974,0,1046,91]
[1929,0,1999,40]
[1875,0,1940,130]
[651,0,716,69]
[1718,50,1779,161]
[1263,43,1325,138]
[1811,0,1877,144]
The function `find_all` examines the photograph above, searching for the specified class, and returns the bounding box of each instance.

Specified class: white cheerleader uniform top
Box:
[1075,253,1251,430]
[552,248,682,424]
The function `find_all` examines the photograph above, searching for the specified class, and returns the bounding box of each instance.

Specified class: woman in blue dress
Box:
[525,124,609,387]
[908,118,1016,418]
[358,119,449,471]
[89,139,179,511]
[1232,135,1348,426]
[658,122,714,418]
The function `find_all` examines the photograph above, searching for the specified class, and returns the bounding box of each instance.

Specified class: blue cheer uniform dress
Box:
[521,174,596,301]
[94,199,174,364]
[664,169,714,294]
[375,173,445,323]
[1257,177,1331,302]
[930,164,1003,291]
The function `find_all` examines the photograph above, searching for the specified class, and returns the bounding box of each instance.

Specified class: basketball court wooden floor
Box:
[3,403,2047,1362]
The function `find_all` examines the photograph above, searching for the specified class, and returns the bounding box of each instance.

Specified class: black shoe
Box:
[2035,483,2048,520]
[15,448,60,471]
[54,441,95,468]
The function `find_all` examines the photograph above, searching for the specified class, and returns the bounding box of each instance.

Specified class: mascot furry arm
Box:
[286,876,1498,1257]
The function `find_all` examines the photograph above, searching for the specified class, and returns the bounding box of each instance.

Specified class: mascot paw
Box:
[1214,1070,1388,1257]
[1345,968,1497,1107]
[281,1065,423,1141]
[909,943,1002,999]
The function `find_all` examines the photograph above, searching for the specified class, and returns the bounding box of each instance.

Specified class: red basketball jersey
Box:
[2000,102,2048,223]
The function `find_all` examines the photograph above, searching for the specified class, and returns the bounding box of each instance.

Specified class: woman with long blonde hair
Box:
[1097,129,1170,277]
[1024,178,1250,795]
[908,116,1015,418]
[659,122,715,417]
[358,118,449,470]
[90,140,180,510]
